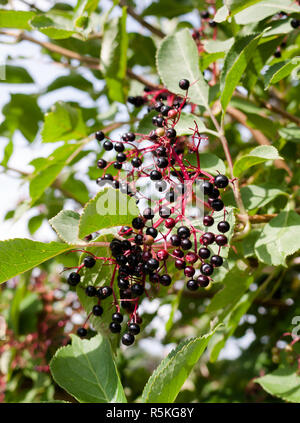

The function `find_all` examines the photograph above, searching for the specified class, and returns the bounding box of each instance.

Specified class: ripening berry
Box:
[217,221,230,233]
[143,208,154,220]
[214,174,229,188]
[187,280,198,291]
[165,217,175,228]
[103,140,113,151]
[95,131,105,141]
[201,263,214,276]
[173,249,184,258]
[85,286,97,297]
[92,305,103,316]
[157,250,169,260]
[185,251,198,264]
[160,274,172,286]
[109,322,121,333]
[166,128,176,139]
[198,247,210,259]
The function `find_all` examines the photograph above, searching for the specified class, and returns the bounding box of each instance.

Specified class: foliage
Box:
[0,0,300,404]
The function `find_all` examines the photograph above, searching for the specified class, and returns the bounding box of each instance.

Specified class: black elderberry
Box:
[171,234,181,246]
[214,174,229,188]
[122,333,135,346]
[160,274,172,286]
[100,286,113,299]
[134,234,144,245]
[209,20,217,27]
[77,327,87,337]
[201,263,214,276]
[210,188,220,199]
[156,116,164,127]
[149,273,160,283]
[132,217,145,230]
[150,170,162,181]
[67,272,81,286]
[159,206,171,218]
[120,226,133,237]
[131,283,145,297]
[156,146,167,156]
[217,221,230,233]
[103,173,113,181]
[181,238,192,250]
[210,255,223,267]
[116,152,126,163]
[128,323,140,335]
[155,180,168,192]
[95,131,105,141]
[215,235,227,246]
[179,79,190,90]
[83,256,96,268]
[187,280,198,291]
[142,251,152,261]
[131,157,142,168]
[85,286,97,297]
[157,157,168,168]
[198,247,210,259]
[103,140,113,151]
[154,101,164,112]
[109,322,121,333]
[97,159,107,169]
[211,199,224,211]
[146,227,158,238]
[197,275,209,287]
[116,255,127,266]
[184,266,195,277]
[126,132,135,141]
[177,226,191,239]
[112,180,119,189]
[92,305,103,316]
[147,258,159,271]
[175,259,186,269]
[202,180,214,196]
[143,207,154,220]
[113,161,122,169]
[118,278,129,290]
[201,10,210,19]
[121,240,131,251]
[202,232,215,245]
[274,49,281,58]
[114,142,125,152]
[166,128,176,139]
[161,105,171,116]
[291,18,300,29]
[173,248,184,258]
[203,216,214,226]
[112,312,123,323]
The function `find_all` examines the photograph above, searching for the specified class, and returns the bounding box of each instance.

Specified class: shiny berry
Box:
[95,131,105,141]
[179,79,190,90]
[166,128,176,139]
[291,18,300,29]
[77,327,87,337]
[198,247,210,259]
[116,152,126,163]
[177,226,190,239]
[131,284,144,297]
[217,221,230,233]
[131,157,142,168]
[187,280,198,291]
[202,181,214,196]
[85,286,97,297]
[159,206,171,218]
[109,322,121,333]
[83,256,96,268]
[175,259,186,269]
[132,217,145,230]
[68,272,81,286]
[202,232,215,245]
[210,255,223,267]
[157,157,168,168]
[181,238,192,250]
[114,142,125,152]
[214,174,229,188]
[215,235,227,246]
[97,159,107,169]
[118,279,129,290]
[103,140,113,151]
[201,263,214,276]
[113,161,122,169]
[134,234,144,245]
[112,312,123,323]
[165,218,175,228]
[128,323,140,335]
[92,305,103,316]
[160,274,172,286]
[150,170,162,181]
[184,266,195,277]
[157,250,169,260]
[171,234,181,246]
[197,275,209,287]
[126,132,135,141]
[143,208,154,220]
[147,258,159,270]
[203,216,214,226]
[146,227,158,238]
[173,248,184,258]
[211,199,224,211]
[122,333,135,346]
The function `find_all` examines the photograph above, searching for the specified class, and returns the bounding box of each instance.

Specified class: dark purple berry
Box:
[97,159,107,169]
[131,284,144,297]
[197,275,209,287]
[201,263,214,276]
[150,170,162,181]
[160,274,172,286]
[92,305,103,316]
[112,312,123,323]
[198,247,210,259]
[114,142,125,152]
[217,221,230,233]
[143,208,154,220]
[184,266,195,277]
[131,157,142,168]
[171,234,181,246]
[146,227,158,238]
[181,238,192,250]
[179,79,190,90]
[77,327,87,337]
[211,199,224,211]
[103,140,113,151]
[210,255,223,267]
[109,322,121,333]
[215,235,227,246]
[83,256,96,268]
[85,286,97,297]
[166,128,176,139]
[203,216,214,226]
[95,131,105,141]
[122,333,135,346]
[214,174,229,188]
[132,217,145,230]
[177,226,191,239]
[67,272,80,286]
[128,323,140,335]
[186,280,198,291]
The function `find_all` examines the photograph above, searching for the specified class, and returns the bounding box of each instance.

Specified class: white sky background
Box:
[0,0,255,359]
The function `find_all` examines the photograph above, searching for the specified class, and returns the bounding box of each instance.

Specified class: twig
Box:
[119,0,165,39]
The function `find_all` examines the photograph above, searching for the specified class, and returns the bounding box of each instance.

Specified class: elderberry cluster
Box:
[66,79,232,346]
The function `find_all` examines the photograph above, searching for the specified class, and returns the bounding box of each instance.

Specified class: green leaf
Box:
[0,239,73,284]
[60,173,90,205]
[29,143,84,205]
[214,0,264,22]
[174,112,216,136]
[1,139,13,167]
[0,65,34,84]
[142,327,219,403]
[78,187,139,239]
[41,102,87,143]
[202,38,234,53]
[0,10,35,29]
[100,7,128,103]
[255,211,300,266]
[49,210,84,244]
[30,14,76,39]
[223,184,288,210]
[184,152,226,175]
[50,334,126,403]
[142,0,195,18]
[264,57,300,89]
[234,0,300,25]
[279,125,300,143]
[157,29,209,108]
[128,33,156,68]
[47,73,93,93]
[220,33,264,111]
[233,146,282,177]
[207,265,254,313]
[255,365,300,403]
[28,214,45,235]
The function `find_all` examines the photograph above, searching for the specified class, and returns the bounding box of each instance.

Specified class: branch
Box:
[119,0,165,39]
[227,106,293,179]
[262,101,300,126]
